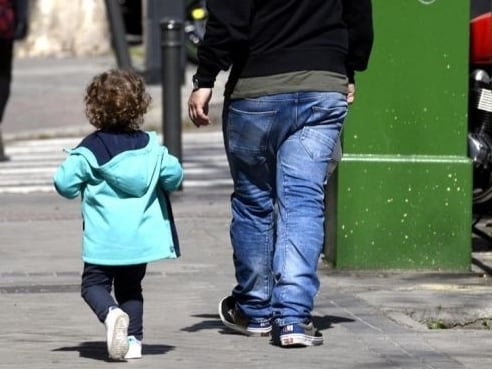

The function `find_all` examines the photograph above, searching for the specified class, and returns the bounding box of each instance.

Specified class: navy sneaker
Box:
[218,296,272,337]
[272,321,323,347]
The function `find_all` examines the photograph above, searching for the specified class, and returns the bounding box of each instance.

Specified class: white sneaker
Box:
[124,336,142,359]
[104,307,129,360]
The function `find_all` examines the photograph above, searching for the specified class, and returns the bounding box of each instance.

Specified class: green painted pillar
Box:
[325,0,473,270]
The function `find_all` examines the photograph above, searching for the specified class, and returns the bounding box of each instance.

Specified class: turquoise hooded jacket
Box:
[53,131,183,266]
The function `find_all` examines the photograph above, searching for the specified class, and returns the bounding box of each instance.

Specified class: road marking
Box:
[0,132,232,194]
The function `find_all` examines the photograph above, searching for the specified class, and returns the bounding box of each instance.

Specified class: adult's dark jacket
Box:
[0,0,28,123]
[195,0,373,88]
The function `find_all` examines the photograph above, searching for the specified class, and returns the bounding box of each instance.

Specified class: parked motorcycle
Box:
[184,0,207,64]
[119,0,207,64]
[468,1,492,240]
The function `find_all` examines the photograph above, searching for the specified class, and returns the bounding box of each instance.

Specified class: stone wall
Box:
[16,0,111,58]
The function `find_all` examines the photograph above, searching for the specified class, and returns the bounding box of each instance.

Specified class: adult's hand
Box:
[188,88,213,127]
[347,83,355,104]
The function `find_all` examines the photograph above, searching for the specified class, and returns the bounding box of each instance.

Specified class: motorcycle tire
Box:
[473,167,492,204]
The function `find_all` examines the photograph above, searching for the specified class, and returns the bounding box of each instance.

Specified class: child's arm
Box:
[53,154,92,199]
[159,147,184,192]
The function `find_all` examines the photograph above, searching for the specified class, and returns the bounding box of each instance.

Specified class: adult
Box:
[0,0,28,161]
[188,0,373,347]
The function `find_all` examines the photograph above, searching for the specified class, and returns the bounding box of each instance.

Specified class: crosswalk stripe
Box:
[0,131,232,194]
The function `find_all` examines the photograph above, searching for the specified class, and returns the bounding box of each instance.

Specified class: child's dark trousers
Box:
[81,263,147,340]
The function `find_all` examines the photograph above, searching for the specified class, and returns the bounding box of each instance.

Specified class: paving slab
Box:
[1,55,491,368]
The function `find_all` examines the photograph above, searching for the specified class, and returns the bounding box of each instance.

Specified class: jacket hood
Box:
[68,132,161,197]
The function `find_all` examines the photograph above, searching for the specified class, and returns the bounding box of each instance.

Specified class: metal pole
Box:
[161,18,183,165]
[104,0,133,70]
[145,0,185,84]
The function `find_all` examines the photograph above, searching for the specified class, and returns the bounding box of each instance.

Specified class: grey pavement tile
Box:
[1,53,492,369]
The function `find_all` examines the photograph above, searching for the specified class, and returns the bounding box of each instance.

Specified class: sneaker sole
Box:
[108,314,130,360]
[280,333,324,347]
[246,326,272,337]
[218,297,271,337]
[124,353,142,359]
[124,351,142,360]
[125,338,142,359]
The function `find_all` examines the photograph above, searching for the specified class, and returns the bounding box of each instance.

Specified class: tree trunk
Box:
[16,0,111,58]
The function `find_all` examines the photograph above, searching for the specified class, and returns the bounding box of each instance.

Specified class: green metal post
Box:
[325,0,473,270]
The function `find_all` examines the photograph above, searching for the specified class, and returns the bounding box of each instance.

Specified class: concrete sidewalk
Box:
[1,56,492,368]
[1,191,492,369]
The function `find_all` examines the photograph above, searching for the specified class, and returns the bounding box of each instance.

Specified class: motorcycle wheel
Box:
[473,167,492,204]
[185,0,207,64]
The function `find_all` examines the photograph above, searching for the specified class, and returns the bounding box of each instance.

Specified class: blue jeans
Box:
[223,92,347,327]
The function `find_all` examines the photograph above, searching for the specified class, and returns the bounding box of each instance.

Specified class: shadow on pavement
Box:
[179,313,355,335]
[312,314,355,330]
[52,341,175,361]
[180,313,225,333]
[472,257,492,275]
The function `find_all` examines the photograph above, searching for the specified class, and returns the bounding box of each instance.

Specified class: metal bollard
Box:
[160,18,183,167]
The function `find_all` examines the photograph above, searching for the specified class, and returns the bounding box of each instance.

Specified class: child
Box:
[53,69,183,360]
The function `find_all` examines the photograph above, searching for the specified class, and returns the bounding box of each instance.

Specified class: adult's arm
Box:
[342,0,374,83]
[193,0,254,88]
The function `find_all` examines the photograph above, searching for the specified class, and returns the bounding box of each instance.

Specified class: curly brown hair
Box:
[84,69,151,131]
